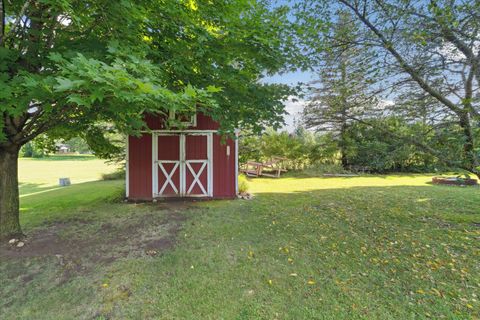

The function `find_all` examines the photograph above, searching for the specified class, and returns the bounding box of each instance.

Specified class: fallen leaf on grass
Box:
[146,250,157,256]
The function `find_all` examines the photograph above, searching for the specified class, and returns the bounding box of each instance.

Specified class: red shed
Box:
[126,112,238,200]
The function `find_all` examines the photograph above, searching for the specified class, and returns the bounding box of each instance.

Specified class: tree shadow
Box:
[282,171,474,180]
[252,184,480,225]
[19,183,61,197]
[247,172,445,181]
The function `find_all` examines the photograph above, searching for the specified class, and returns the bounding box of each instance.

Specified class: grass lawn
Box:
[18,155,119,197]
[1,167,479,319]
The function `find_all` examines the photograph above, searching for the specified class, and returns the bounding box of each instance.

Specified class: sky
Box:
[263,70,314,132]
[262,1,316,132]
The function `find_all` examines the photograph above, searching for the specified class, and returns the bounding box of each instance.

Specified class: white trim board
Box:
[142,129,218,134]
[152,132,213,198]
[125,136,129,198]
[235,130,239,195]
[152,132,158,199]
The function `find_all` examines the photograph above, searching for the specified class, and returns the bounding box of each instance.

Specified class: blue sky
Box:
[263,70,314,86]
[258,0,328,130]
[261,0,320,131]
[263,71,313,132]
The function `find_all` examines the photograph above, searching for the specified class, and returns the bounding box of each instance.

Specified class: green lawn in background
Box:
[18,155,119,196]
[1,162,479,319]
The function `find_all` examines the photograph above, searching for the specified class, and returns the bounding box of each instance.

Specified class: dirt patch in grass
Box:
[0,202,191,283]
[143,237,175,252]
[2,227,67,258]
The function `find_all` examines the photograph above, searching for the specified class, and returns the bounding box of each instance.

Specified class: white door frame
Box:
[153,132,213,198]
[152,133,181,198]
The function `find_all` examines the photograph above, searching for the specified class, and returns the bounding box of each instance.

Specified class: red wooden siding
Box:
[185,135,209,196]
[213,134,236,198]
[128,113,237,200]
[128,134,152,200]
[157,135,181,196]
[185,135,207,159]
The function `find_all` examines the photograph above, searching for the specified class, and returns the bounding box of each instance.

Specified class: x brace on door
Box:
[153,132,212,198]
[186,161,207,195]
[158,161,179,194]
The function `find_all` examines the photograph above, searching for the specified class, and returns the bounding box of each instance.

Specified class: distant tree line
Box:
[240,118,463,174]
[241,5,477,175]
[295,1,480,178]
[20,136,92,158]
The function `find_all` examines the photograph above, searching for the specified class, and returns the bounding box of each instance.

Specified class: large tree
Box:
[0,0,298,239]
[296,0,480,177]
[303,10,379,168]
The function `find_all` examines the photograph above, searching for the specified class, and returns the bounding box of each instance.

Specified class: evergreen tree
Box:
[303,11,379,168]
[298,0,480,178]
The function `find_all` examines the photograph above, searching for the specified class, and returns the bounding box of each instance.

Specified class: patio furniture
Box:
[240,157,288,178]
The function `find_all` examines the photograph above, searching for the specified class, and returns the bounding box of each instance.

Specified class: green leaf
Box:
[54,78,86,92]
[54,78,76,92]
[206,85,223,93]
[90,89,105,103]
[68,95,90,107]
[184,84,197,97]
[48,52,64,63]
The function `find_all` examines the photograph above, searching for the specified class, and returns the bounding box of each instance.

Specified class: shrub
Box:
[20,141,48,158]
[102,169,125,180]
[239,128,338,170]
[239,117,468,175]
[238,174,250,194]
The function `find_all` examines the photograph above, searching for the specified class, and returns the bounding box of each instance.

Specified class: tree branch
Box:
[348,114,477,174]
[0,0,4,44]
[0,0,31,46]
[338,0,464,115]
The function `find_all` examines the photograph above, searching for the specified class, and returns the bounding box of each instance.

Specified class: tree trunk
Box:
[339,126,348,169]
[0,146,22,240]
[458,113,480,179]
[339,53,349,170]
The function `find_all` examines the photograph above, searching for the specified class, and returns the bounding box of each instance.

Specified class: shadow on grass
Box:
[3,181,479,320]
[282,170,476,180]
[247,171,442,181]
[252,184,480,225]
[19,179,125,230]
[19,183,62,196]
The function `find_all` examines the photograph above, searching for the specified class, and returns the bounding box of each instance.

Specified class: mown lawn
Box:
[1,169,479,319]
[18,155,118,197]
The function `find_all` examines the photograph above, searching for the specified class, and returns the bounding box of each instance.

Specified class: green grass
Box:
[19,155,119,196]
[1,170,479,319]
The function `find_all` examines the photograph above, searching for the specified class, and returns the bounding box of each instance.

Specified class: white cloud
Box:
[281,96,306,132]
